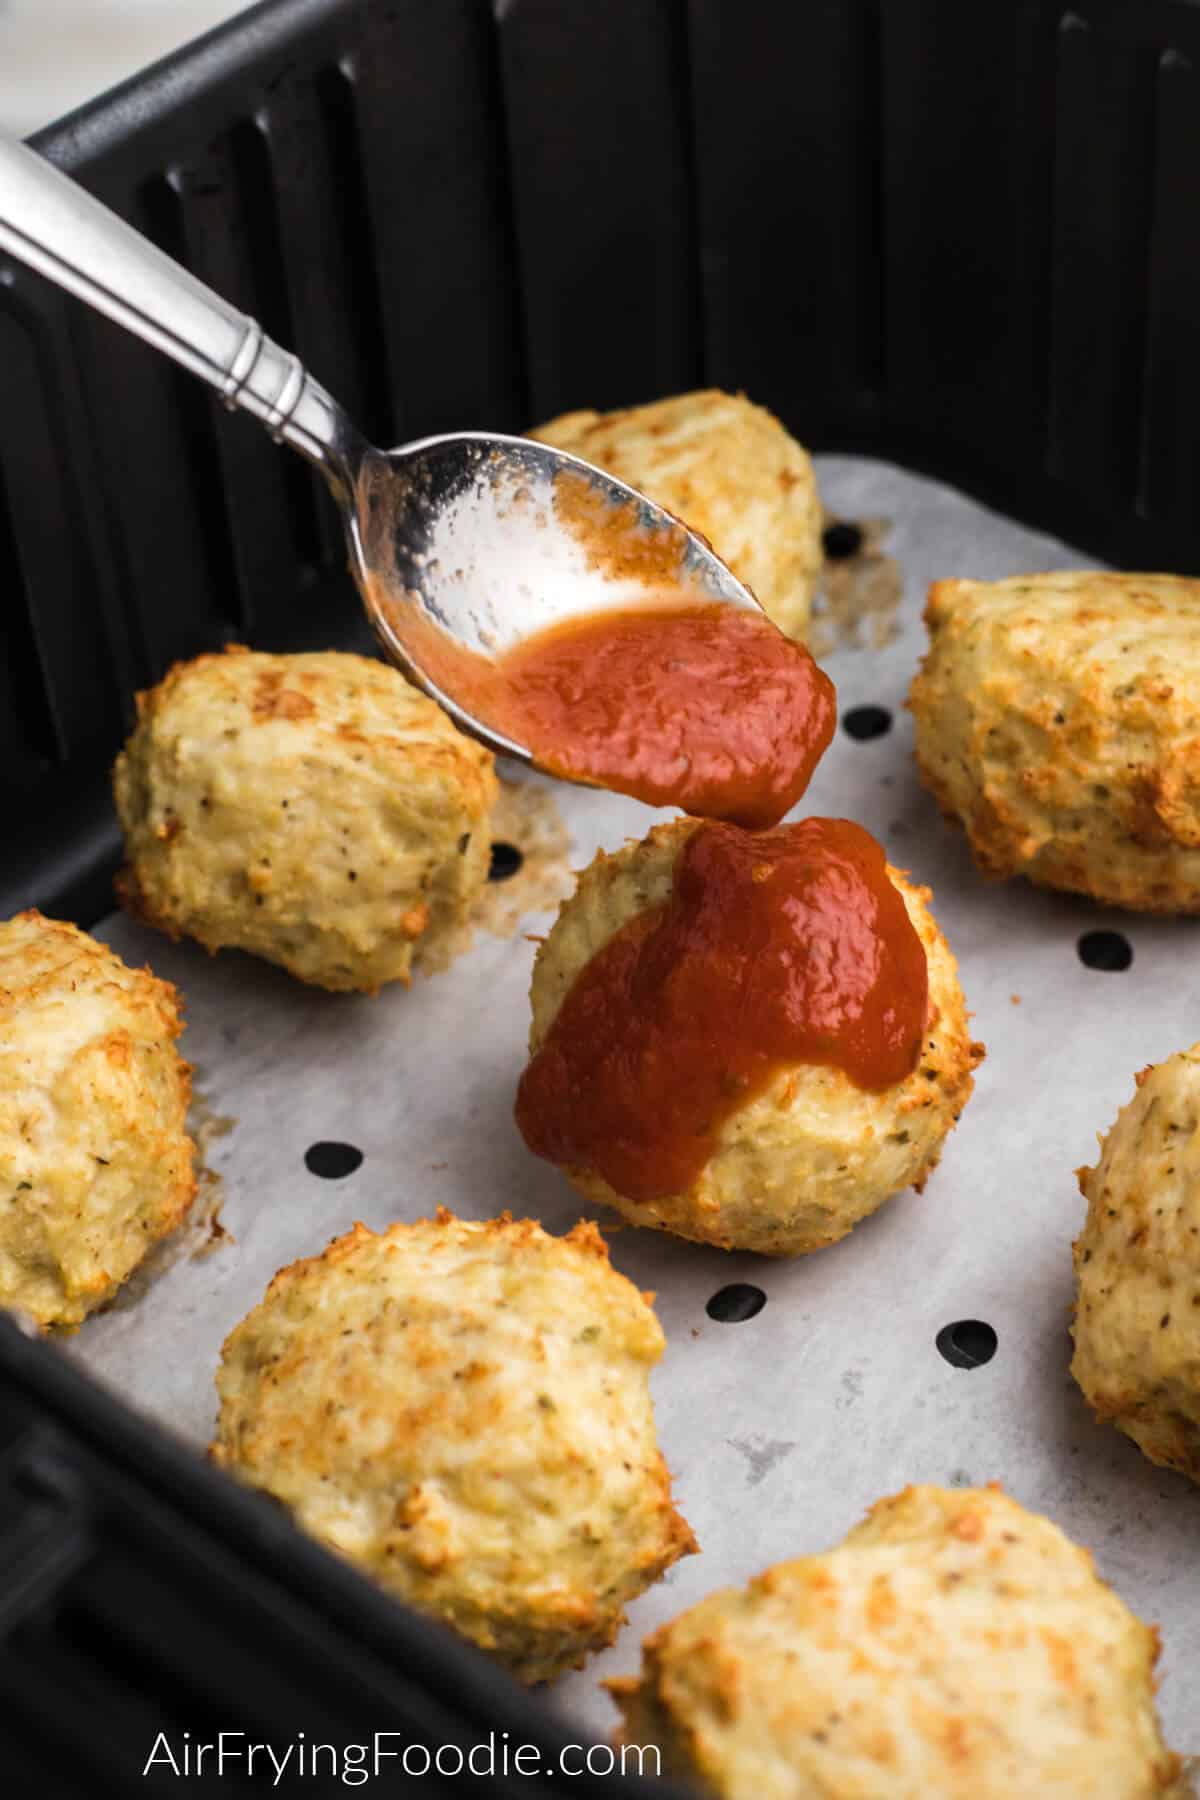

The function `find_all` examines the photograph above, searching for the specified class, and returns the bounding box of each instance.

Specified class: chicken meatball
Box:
[910,572,1200,912]
[611,1484,1179,1800]
[529,390,823,641]
[114,646,498,991]
[1072,1045,1200,1482]
[521,821,981,1255]
[211,1210,695,1682]
[0,910,195,1330]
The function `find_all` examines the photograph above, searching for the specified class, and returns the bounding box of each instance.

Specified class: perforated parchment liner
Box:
[64,457,1200,1755]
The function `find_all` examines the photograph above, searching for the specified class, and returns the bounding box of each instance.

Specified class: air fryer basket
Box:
[3,0,1200,1791]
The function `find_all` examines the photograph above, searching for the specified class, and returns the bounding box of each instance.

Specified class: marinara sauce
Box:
[515,819,930,1202]
[372,461,834,827]
[495,602,836,829]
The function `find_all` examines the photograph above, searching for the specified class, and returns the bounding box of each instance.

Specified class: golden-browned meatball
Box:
[523,821,981,1255]
[113,647,498,992]
[611,1484,1179,1800]
[910,573,1200,912]
[1072,1045,1200,1482]
[529,391,822,640]
[211,1211,695,1682]
[0,911,194,1330]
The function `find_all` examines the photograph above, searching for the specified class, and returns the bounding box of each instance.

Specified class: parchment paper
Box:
[62,456,1200,1754]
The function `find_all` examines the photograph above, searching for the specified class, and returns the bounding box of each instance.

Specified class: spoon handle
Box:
[0,135,363,493]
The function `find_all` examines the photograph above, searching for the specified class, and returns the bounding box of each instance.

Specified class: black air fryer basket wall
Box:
[1,0,1198,1790]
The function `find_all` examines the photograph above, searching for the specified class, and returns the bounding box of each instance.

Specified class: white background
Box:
[0,0,252,137]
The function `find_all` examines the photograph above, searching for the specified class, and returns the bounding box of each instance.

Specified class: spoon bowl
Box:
[351,431,761,760]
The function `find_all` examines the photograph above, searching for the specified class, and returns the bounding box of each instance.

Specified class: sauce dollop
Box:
[515,819,929,1202]
[496,602,835,828]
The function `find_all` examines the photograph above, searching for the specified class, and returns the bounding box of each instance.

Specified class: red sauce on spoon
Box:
[495,601,835,828]
[373,461,834,825]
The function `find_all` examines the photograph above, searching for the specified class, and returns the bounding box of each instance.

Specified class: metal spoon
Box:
[0,136,759,765]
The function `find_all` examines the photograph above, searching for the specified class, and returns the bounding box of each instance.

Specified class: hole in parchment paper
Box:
[822,521,863,560]
[842,704,892,742]
[706,1283,766,1323]
[936,1319,997,1369]
[1077,929,1132,972]
[304,1142,363,1180]
[489,842,524,881]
